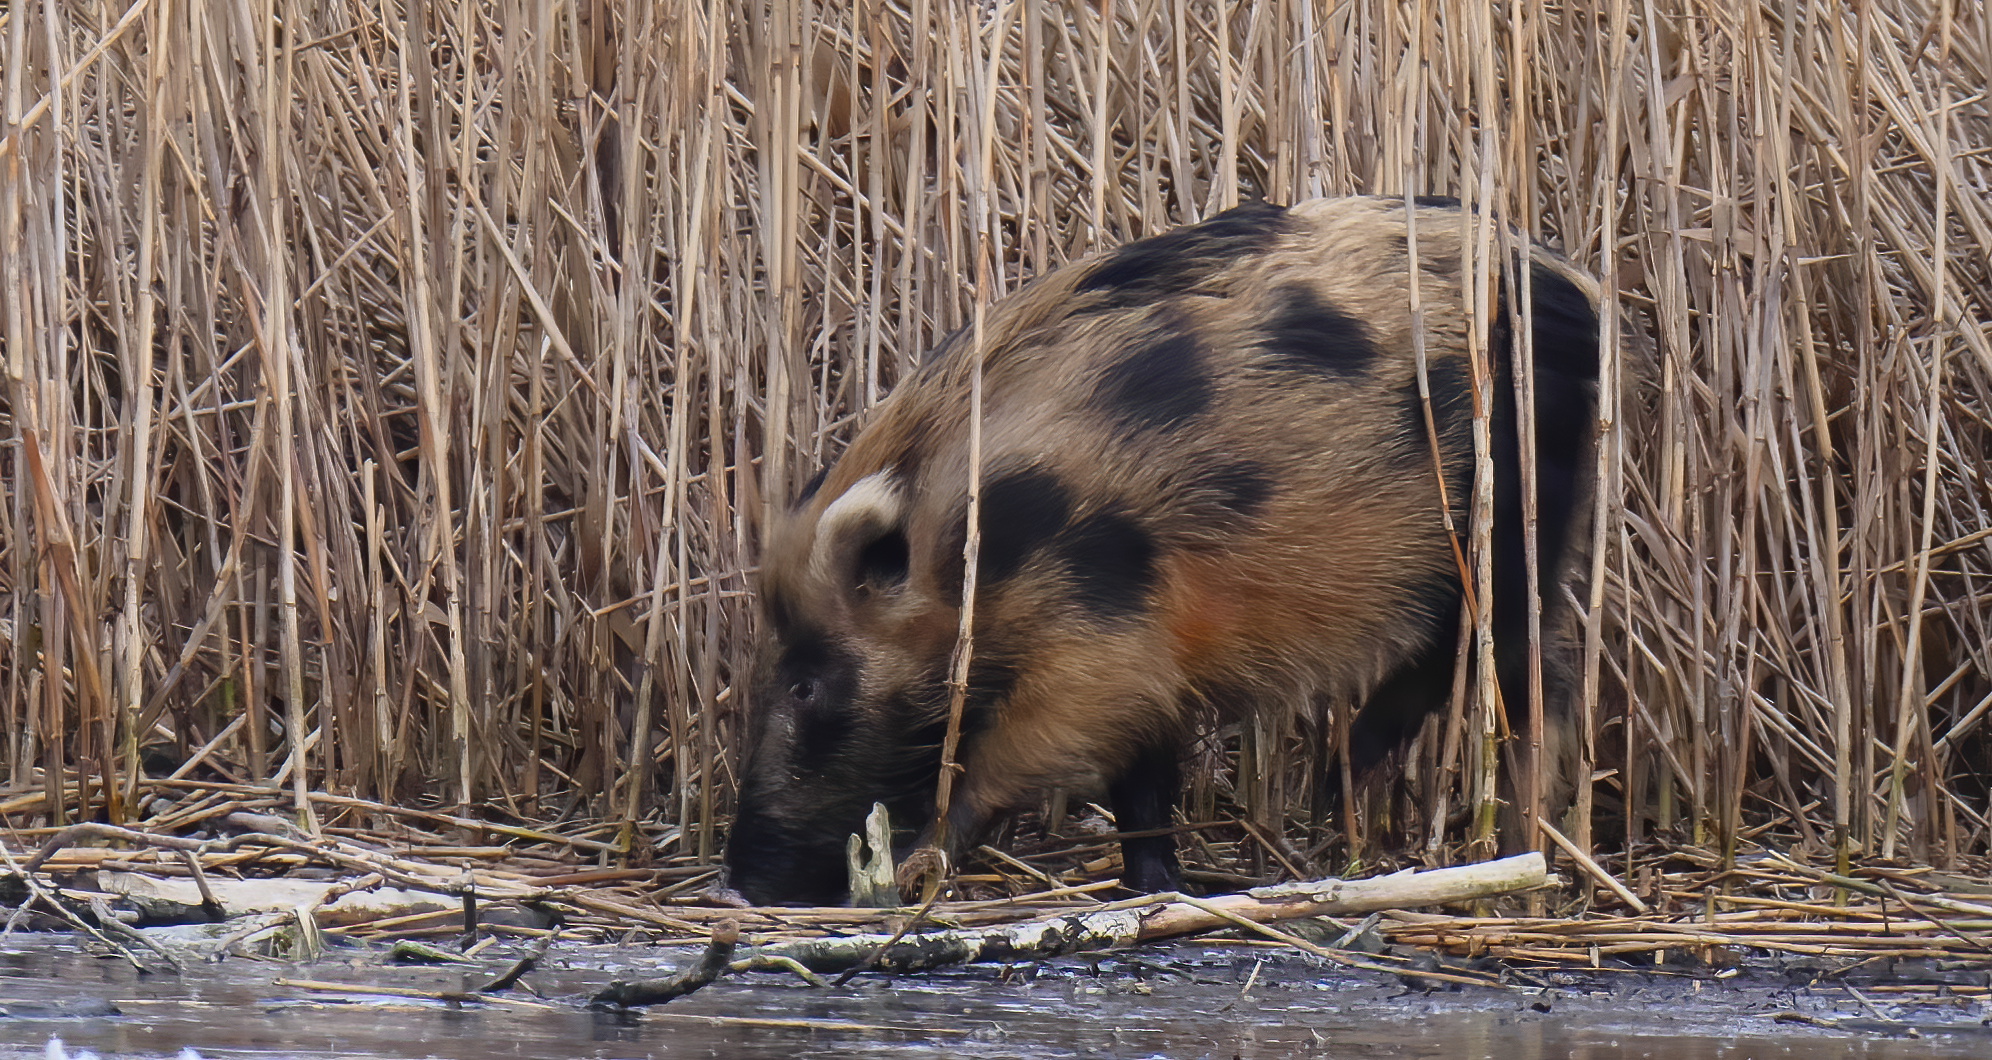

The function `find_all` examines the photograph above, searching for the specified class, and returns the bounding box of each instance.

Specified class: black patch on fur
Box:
[1257,284,1379,379]
[1401,357,1477,458]
[1091,331,1212,433]
[1340,245,1602,795]
[1054,508,1158,620]
[966,657,1023,708]
[1503,289,1598,640]
[1414,195,1462,209]
[1471,253,1599,740]
[1502,257,1601,598]
[1526,262,1601,383]
[978,467,1074,584]
[792,468,829,509]
[1076,200,1289,310]
[1190,459,1274,520]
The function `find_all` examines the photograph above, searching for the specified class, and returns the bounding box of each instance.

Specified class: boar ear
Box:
[813,470,911,595]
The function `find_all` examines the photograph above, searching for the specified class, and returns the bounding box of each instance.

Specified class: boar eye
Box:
[788,679,816,704]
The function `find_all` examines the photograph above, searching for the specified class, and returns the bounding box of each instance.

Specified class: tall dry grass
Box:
[1,1,1988,875]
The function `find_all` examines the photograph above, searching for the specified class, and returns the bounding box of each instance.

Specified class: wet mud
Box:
[2,933,1988,1059]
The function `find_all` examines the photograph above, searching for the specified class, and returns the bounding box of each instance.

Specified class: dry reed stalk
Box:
[0,1,1987,891]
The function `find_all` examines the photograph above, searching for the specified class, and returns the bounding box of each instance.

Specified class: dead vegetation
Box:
[8,794,1990,995]
[1,0,1990,942]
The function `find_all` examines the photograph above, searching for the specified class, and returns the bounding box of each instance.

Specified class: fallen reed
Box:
[0,1,1988,889]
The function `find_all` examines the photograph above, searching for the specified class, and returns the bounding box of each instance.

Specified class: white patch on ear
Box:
[812,470,903,582]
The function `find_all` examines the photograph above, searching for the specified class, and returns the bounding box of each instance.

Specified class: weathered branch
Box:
[479,933,556,993]
[750,852,1548,975]
[590,920,740,1008]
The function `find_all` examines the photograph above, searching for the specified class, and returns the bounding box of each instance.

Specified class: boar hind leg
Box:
[1348,635,1459,772]
[1108,743,1183,894]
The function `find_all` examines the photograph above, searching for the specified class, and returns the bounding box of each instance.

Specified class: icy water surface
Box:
[1,933,1987,1059]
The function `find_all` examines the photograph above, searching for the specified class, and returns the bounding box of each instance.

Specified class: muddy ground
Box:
[1,932,1988,1059]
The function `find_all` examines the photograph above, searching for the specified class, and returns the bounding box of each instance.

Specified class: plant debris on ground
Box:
[4,778,1988,1011]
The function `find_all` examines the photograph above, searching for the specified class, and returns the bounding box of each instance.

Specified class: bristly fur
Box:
[726,196,1604,905]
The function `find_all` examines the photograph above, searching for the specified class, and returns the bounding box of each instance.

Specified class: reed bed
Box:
[1,0,1989,903]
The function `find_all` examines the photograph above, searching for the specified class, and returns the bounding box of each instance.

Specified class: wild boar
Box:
[722,196,1600,905]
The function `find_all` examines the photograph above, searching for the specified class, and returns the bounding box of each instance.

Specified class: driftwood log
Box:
[751,852,1548,975]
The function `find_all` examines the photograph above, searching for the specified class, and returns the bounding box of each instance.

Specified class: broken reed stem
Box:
[116,0,170,821]
[1464,9,1504,855]
[1537,816,1646,914]
[1879,0,1956,863]
[928,182,983,861]
[932,3,1014,864]
[0,1,1987,882]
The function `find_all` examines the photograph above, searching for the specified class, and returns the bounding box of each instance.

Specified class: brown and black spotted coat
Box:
[724,196,1603,906]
